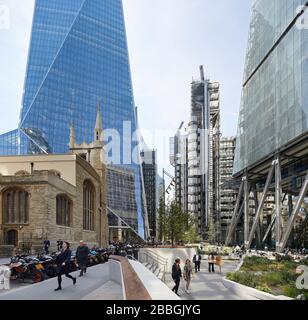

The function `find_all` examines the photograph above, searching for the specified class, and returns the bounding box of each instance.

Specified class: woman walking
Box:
[184,259,193,293]
[215,254,224,273]
[54,242,77,291]
[208,253,215,273]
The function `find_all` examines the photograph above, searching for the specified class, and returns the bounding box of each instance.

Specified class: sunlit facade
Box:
[234,0,308,174]
[0,0,148,239]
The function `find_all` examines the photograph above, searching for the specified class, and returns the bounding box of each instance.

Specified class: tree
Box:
[184,224,201,244]
[164,201,190,247]
[205,217,217,244]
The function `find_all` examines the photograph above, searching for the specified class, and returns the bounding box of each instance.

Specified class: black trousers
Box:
[57,273,74,288]
[208,263,215,273]
[79,263,87,276]
[172,278,180,294]
[194,261,201,272]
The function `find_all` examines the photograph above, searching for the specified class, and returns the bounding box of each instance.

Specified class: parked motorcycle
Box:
[9,256,45,283]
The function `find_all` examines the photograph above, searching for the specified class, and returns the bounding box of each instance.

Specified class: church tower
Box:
[94,99,103,145]
[69,99,108,246]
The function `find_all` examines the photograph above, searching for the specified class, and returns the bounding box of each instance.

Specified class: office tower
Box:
[170,66,221,240]
[107,165,139,242]
[234,0,308,174]
[140,149,158,240]
[170,123,188,214]
[228,0,308,251]
[187,66,220,239]
[219,137,237,243]
[0,0,149,239]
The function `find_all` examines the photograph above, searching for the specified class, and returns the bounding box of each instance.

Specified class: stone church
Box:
[0,104,108,254]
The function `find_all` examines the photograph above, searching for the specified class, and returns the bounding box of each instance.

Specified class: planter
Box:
[222,277,294,301]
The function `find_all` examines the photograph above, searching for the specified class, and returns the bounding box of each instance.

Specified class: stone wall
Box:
[0,159,108,254]
[0,245,14,258]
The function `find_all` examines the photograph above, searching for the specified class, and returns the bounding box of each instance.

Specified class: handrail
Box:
[141,251,168,283]
[143,252,168,266]
[144,251,168,264]
[126,255,138,262]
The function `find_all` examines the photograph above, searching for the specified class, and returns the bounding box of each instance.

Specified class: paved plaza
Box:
[166,260,257,300]
[0,263,122,300]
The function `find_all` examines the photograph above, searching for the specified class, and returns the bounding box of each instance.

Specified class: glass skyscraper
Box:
[0,0,148,239]
[234,0,308,174]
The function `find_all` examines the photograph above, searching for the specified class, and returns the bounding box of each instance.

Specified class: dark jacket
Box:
[76,245,90,265]
[43,240,50,248]
[56,249,72,275]
[193,255,201,263]
[172,263,182,280]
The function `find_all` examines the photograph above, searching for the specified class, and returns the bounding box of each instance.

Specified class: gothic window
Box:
[56,195,72,227]
[83,180,95,231]
[2,188,29,224]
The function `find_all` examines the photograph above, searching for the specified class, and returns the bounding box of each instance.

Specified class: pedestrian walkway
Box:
[166,261,257,300]
[0,258,10,265]
[0,263,122,300]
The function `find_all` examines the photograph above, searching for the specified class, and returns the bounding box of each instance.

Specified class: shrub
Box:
[300,257,308,266]
[241,256,271,272]
[263,272,284,287]
[227,271,260,288]
[255,285,273,294]
[282,284,303,299]
[275,254,294,263]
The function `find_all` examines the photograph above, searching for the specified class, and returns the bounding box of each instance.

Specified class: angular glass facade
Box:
[0,130,19,156]
[234,0,308,174]
[0,0,148,239]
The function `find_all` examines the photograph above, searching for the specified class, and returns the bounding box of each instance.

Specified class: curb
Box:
[222,277,294,300]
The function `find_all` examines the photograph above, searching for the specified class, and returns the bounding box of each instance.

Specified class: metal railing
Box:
[140,251,168,283]
[126,255,138,262]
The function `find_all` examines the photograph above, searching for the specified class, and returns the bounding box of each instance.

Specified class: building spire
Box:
[69,123,75,149]
[95,98,103,131]
[94,98,103,142]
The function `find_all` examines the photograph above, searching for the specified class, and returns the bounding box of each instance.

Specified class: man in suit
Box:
[193,253,202,273]
[172,258,182,296]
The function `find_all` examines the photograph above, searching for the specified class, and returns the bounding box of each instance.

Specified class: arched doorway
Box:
[6,230,18,246]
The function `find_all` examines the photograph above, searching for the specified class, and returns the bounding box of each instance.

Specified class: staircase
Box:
[142,261,165,281]
[139,251,168,283]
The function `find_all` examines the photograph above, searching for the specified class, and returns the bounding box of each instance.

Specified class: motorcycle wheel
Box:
[10,274,18,281]
[33,270,44,283]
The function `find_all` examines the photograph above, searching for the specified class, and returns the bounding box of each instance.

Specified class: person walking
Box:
[43,239,50,255]
[208,253,215,273]
[215,254,223,273]
[76,240,90,277]
[183,259,193,293]
[54,242,76,291]
[193,253,202,273]
[172,258,182,296]
[57,240,63,252]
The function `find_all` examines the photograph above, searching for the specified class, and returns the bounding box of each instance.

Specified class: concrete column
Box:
[244,175,249,248]
[288,195,294,247]
[275,155,282,252]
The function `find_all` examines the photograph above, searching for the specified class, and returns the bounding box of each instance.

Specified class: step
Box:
[154,268,161,278]
[143,262,151,269]
[157,270,164,281]
[152,265,159,273]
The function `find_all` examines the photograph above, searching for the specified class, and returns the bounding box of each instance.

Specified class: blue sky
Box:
[0,0,252,170]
